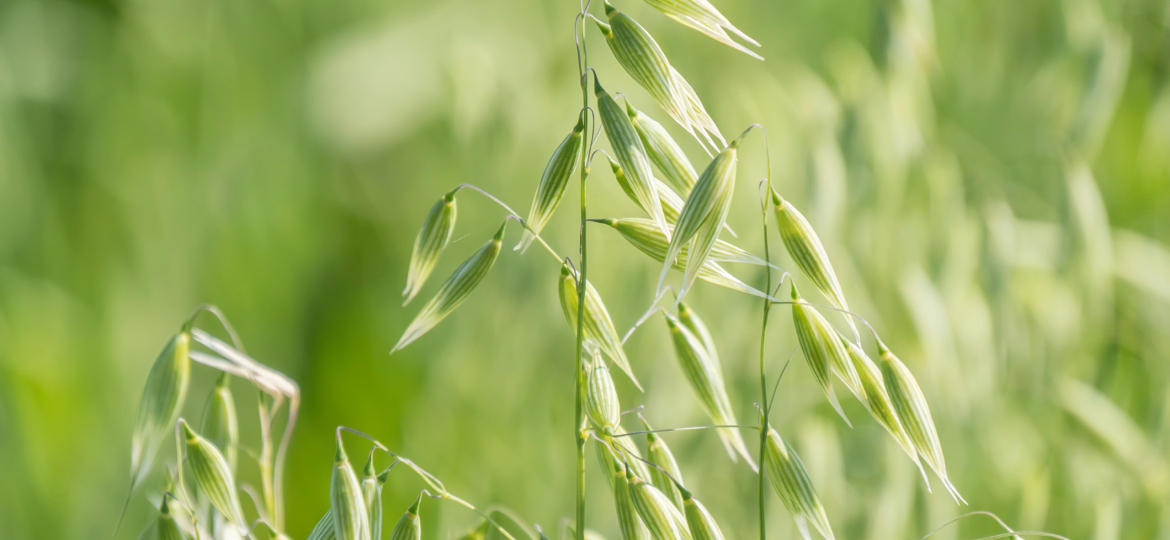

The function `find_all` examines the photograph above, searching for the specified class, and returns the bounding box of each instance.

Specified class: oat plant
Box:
[113,2,1070,540]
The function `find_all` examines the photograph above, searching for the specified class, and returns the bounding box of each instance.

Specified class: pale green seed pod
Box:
[157,497,187,540]
[790,284,862,426]
[771,192,858,340]
[663,316,755,469]
[679,490,724,540]
[130,331,191,487]
[878,341,965,504]
[643,423,685,511]
[388,495,422,540]
[518,119,585,252]
[611,459,651,540]
[676,304,717,370]
[403,190,458,305]
[626,102,697,194]
[658,140,738,301]
[587,360,622,435]
[763,428,834,540]
[559,263,641,390]
[360,454,385,540]
[597,429,652,490]
[642,0,761,60]
[180,419,247,536]
[595,77,670,239]
[597,3,724,152]
[839,334,927,485]
[331,439,371,540]
[607,156,686,226]
[626,468,690,540]
[308,511,337,540]
[201,373,238,474]
[392,222,505,354]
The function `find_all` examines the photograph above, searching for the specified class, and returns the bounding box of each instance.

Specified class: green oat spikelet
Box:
[180,419,247,536]
[663,315,755,469]
[331,437,371,540]
[598,429,653,489]
[626,467,691,540]
[771,191,858,340]
[642,0,761,60]
[658,139,738,302]
[840,334,928,486]
[679,489,725,540]
[587,358,622,435]
[764,427,834,540]
[643,420,685,511]
[308,511,336,540]
[626,102,697,195]
[877,340,965,504]
[389,495,422,540]
[559,263,641,390]
[157,497,187,540]
[517,118,585,252]
[610,457,652,540]
[595,77,671,239]
[403,189,458,305]
[597,4,724,152]
[607,156,686,226]
[392,221,505,354]
[130,331,191,488]
[790,283,862,426]
[201,372,238,474]
[360,454,386,540]
[603,218,769,268]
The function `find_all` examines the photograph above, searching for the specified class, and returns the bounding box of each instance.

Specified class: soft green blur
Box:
[1,0,1168,538]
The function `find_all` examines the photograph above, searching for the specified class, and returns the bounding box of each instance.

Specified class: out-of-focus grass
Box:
[0,0,1167,538]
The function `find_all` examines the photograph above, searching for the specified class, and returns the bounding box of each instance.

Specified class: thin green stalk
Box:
[757,129,774,540]
[574,5,591,540]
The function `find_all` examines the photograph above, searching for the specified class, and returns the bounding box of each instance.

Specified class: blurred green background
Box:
[1,0,1169,538]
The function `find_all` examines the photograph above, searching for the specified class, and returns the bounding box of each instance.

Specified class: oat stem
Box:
[753,124,774,540]
[573,4,593,540]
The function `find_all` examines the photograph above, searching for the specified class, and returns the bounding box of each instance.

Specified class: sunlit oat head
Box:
[518,118,585,252]
[403,189,459,305]
[764,427,835,540]
[392,222,505,354]
[559,263,642,390]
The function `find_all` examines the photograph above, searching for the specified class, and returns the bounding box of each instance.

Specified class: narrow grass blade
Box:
[559,263,642,390]
[663,314,755,469]
[130,332,191,488]
[201,373,238,474]
[877,340,965,504]
[180,420,247,536]
[790,284,857,426]
[392,222,505,354]
[839,334,928,486]
[772,192,857,339]
[331,438,371,540]
[764,428,834,540]
[518,118,585,252]
[403,190,458,305]
[388,495,422,540]
[595,77,670,239]
[642,0,762,60]
[627,101,698,194]
[658,141,738,298]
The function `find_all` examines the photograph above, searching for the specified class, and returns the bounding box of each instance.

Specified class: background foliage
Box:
[1,0,1169,538]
